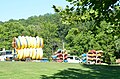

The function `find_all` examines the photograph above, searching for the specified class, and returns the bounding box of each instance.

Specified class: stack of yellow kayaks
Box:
[12,36,44,60]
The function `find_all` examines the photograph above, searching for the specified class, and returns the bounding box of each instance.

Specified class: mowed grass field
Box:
[0,62,120,79]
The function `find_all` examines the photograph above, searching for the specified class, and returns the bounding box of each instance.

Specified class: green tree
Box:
[53,0,120,25]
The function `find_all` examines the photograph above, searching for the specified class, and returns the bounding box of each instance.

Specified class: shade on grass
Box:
[0,62,120,79]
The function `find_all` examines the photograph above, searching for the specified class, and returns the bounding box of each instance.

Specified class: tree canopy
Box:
[53,0,120,25]
[53,0,120,63]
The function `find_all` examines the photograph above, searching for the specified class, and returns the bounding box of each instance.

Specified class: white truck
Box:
[67,56,82,63]
[0,50,13,61]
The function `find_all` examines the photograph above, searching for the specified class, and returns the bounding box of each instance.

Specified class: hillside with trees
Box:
[0,13,66,58]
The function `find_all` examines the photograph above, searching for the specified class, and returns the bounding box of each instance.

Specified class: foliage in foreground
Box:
[53,0,120,63]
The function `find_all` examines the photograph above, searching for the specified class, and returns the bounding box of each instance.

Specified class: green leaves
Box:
[115,6,120,10]
[52,5,60,12]
[52,0,120,63]
[66,0,73,2]
[53,0,119,26]
[89,8,95,14]
[64,20,120,63]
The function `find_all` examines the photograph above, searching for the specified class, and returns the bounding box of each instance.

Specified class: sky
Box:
[0,0,69,22]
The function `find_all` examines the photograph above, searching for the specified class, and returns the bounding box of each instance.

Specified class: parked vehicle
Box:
[67,56,82,63]
[0,50,13,61]
[40,58,49,62]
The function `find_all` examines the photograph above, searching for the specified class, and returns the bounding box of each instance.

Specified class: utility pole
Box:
[62,40,64,62]
[63,42,64,50]
[62,40,64,50]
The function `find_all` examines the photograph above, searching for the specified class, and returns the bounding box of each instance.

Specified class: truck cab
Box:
[67,56,82,63]
[0,50,13,61]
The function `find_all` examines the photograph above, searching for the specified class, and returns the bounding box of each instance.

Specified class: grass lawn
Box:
[0,62,120,79]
